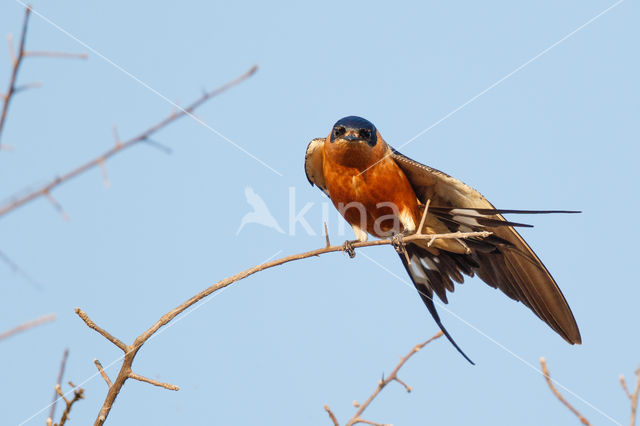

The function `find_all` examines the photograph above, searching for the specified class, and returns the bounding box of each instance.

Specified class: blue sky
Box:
[1,1,638,425]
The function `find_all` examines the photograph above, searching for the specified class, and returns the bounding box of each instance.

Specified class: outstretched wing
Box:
[305,138,329,196]
[391,148,582,346]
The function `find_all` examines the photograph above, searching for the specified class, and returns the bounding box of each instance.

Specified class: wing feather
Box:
[391,149,581,344]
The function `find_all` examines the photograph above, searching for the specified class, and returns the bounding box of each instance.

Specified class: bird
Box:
[305,115,581,364]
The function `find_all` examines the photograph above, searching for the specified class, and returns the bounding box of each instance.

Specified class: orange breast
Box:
[322,142,419,238]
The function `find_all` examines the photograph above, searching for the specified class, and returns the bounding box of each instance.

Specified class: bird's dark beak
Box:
[342,130,365,143]
[343,133,361,142]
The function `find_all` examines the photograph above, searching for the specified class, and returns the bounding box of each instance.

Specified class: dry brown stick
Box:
[540,357,591,425]
[344,331,444,426]
[0,312,56,341]
[620,366,640,426]
[0,64,258,217]
[94,359,112,388]
[48,348,69,421]
[77,231,488,425]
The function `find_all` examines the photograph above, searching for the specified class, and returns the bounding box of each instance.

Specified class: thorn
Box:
[24,51,88,59]
[352,400,360,408]
[112,125,121,147]
[7,33,16,63]
[416,198,431,236]
[13,81,42,93]
[143,138,172,155]
[98,159,110,188]
[324,222,330,247]
[44,192,70,221]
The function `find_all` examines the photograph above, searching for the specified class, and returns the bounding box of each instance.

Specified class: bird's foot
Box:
[391,231,409,254]
[342,240,358,259]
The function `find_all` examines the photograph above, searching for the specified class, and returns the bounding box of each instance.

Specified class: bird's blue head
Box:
[330,116,378,147]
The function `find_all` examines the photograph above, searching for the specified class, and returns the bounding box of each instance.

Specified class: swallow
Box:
[305,116,581,364]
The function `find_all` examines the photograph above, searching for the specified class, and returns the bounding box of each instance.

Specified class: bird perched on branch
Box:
[305,116,581,364]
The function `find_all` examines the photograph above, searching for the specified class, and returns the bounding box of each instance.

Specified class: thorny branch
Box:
[0,64,258,218]
[46,382,85,426]
[76,231,488,425]
[540,357,591,425]
[0,313,56,341]
[343,331,444,426]
[0,5,86,148]
[620,366,640,426]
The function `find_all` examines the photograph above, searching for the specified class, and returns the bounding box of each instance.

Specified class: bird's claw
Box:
[392,233,407,254]
[342,240,357,259]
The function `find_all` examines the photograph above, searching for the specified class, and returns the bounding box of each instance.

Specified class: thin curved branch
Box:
[0,64,258,217]
[540,357,591,425]
[77,230,488,425]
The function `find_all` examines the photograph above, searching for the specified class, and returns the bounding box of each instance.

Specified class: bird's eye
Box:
[334,126,346,137]
[358,129,371,139]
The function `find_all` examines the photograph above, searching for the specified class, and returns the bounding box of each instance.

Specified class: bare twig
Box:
[49,349,69,421]
[47,382,84,426]
[94,359,112,388]
[0,312,56,341]
[540,357,591,425]
[0,65,258,217]
[344,332,444,426]
[1,6,86,147]
[75,309,126,351]
[324,404,339,426]
[24,51,88,59]
[620,366,640,426]
[77,231,488,425]
[0,6,31,146]
[129,373,179,391]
